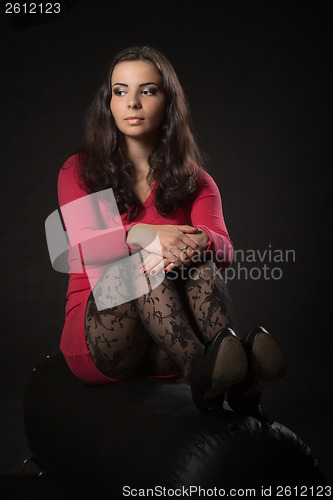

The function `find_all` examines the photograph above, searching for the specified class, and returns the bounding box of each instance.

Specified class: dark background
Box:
[1,0,332,489]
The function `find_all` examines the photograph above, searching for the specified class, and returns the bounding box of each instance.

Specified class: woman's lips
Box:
[125,117,144,125]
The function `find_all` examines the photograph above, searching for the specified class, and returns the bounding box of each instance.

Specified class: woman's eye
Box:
[113,89,126,96]
[142,88,157,96]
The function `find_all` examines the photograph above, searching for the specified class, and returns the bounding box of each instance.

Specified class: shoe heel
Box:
[250,329,286,384]
[204,332,248,399]
[226,326,285,423]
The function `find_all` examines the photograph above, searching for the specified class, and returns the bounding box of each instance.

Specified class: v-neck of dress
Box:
[142,180,158,206]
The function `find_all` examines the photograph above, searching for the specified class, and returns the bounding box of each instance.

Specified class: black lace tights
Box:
[85,257,238,381]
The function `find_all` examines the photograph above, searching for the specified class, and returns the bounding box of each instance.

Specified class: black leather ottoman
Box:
[24,352,325,499]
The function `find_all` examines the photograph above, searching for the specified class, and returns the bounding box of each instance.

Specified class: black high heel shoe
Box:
[190,327,248,414]
[226,326,286,424]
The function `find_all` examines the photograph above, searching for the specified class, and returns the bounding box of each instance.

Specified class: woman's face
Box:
[110,60,166,142]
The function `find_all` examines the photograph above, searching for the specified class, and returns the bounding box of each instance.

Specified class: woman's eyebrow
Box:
[112,82,159,87]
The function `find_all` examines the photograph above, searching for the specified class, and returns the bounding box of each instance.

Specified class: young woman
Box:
[57,46,285,421]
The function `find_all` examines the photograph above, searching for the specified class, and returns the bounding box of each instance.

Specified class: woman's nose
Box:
[128,95,141,109]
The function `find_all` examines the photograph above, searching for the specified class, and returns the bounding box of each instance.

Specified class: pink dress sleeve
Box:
[190,170,234,270]
[57,154,140,266]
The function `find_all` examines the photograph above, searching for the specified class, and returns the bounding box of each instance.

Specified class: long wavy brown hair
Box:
[74,45,207,222]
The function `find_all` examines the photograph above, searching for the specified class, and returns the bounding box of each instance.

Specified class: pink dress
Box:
[57,154,234,385]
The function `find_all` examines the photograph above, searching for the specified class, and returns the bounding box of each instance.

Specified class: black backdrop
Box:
[1,0,332,484]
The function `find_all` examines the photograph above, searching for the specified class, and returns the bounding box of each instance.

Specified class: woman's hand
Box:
[128,224,200,260]
[139,253,192,277]
[130,225,209,276]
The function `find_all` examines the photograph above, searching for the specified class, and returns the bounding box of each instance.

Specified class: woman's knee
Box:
[185,258,218,281]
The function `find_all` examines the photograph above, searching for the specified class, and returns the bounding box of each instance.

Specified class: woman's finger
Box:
[166,240,198,266]
[174,225,199,234]
[163,262,188,275]
[140,253,163,274]
[181,234,201,251]
[150,250,195,276]
[149,258,170,276]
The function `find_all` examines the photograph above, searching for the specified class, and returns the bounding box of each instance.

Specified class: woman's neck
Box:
[125,135,157,182]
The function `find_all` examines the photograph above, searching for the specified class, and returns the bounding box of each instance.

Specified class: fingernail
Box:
[140,268,146,275]
[150,270,156,275]
[164,269,169,274]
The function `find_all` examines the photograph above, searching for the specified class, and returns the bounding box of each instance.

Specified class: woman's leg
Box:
[133,269,205,380]
[178,259,286,422]
[85,292,153,380]
[133,262,247,406]
[85,254,243,394]
[84,252,201,380]
[146,341,181,376]
[176,258,239,345]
